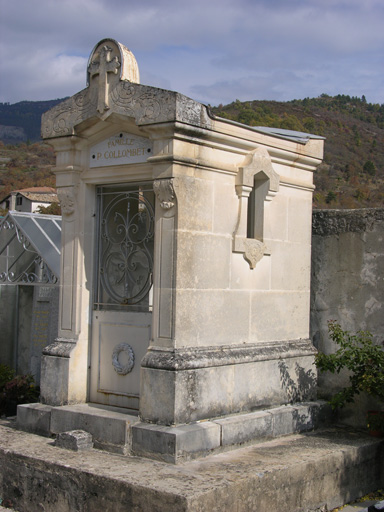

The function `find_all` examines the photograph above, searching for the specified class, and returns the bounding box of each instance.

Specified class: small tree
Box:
[315,321,384,410]
[36,202,61,215]
[326,191,337,204]
[363,160,376,176]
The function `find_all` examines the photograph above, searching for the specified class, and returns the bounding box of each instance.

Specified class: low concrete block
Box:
[50,404,139,454]
[271,402,333,437]
[132,421,221,463]
[214,410,273,446]
[55,430,93,451]
[16,403,52,437]
[292,401,334,432]
[271,405,297,437]
[312,400,336,427]
[291,403,316,432]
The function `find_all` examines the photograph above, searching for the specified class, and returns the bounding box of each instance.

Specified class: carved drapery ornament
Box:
[153,179,175,210]
[233,147,279,269]
[57,186,77,217]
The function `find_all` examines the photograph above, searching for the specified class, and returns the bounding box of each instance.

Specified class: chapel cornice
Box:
[41,82,212,141]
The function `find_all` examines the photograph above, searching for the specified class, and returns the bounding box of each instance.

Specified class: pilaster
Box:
[40,137,88,405]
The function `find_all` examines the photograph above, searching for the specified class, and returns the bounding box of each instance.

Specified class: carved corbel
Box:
[233,147,279,269]
[153,179,175,210]
[57,186,78,218]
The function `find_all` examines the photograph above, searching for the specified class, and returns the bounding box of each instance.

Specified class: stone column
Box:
[40,137,89,406]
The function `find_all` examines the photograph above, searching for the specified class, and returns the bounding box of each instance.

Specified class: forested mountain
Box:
[0,94,383,209]
[0,99,66,143]
[212,95,384,209]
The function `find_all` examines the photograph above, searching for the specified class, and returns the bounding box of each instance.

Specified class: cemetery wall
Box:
[0,284,59,384]
[310,207,384,426]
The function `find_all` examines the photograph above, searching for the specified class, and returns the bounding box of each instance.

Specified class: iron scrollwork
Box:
[0,220,59,284]
[99,189,154,305]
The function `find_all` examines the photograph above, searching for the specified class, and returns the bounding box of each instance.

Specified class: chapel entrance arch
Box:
[89,181,155,410]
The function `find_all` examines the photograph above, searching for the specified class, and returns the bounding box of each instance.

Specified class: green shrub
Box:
[0,365,15,389]
[314,321,384,409]
[0,364,40,416]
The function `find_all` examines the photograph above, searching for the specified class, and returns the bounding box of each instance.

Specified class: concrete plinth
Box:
[17,400,333,463]
[0,420,382,512]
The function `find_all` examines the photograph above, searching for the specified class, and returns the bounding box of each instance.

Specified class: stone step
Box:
[0,421,382,512]
[16,400,334,462]
[17,403,140,455]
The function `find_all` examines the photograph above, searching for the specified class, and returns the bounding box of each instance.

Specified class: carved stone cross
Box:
[88,45,121,113]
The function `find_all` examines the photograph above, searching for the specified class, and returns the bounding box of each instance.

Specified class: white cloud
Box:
[0,0,383,105]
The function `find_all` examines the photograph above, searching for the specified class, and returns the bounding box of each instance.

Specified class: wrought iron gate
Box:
[90,183,155,409]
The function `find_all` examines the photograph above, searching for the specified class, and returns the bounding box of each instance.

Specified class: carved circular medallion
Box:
[112,343,135,375]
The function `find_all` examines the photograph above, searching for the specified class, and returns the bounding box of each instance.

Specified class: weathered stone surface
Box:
[16,403,52,437]
[0,421,382,512]
[41,82,213,140]
[55,430,93,451]
[18,402,331,462]
[49,404,139,454]
[213,402,333,447]
[141,339,316,371]
[132,421,221,463]
[140,352,317,425]
[214,410,273,446]
[42,338,76,357]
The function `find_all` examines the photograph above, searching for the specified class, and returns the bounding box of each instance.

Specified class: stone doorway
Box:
[89,182,155,410]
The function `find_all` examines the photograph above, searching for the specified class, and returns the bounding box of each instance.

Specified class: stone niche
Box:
[21,39,325,459]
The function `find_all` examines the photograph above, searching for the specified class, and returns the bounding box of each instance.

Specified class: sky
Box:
[0,0,383,107]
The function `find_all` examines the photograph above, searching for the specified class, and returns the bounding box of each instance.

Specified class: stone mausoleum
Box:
[18,39,326,462]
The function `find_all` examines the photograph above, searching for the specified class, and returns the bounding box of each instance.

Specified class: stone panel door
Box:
[89,183,154,410]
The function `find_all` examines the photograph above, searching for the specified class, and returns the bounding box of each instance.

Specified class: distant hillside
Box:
[212,94,384,209]
[0,141,55,212]
[0,95,383,209]
[0,99,67,144]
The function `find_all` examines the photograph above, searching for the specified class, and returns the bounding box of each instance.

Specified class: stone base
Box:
[140,340,317,425]
[17,400,333,463]
[1,419,383,512]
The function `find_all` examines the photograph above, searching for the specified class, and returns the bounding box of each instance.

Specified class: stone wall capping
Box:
[312,207,384,236]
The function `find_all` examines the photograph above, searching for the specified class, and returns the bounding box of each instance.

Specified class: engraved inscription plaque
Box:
[90,132,153,168]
